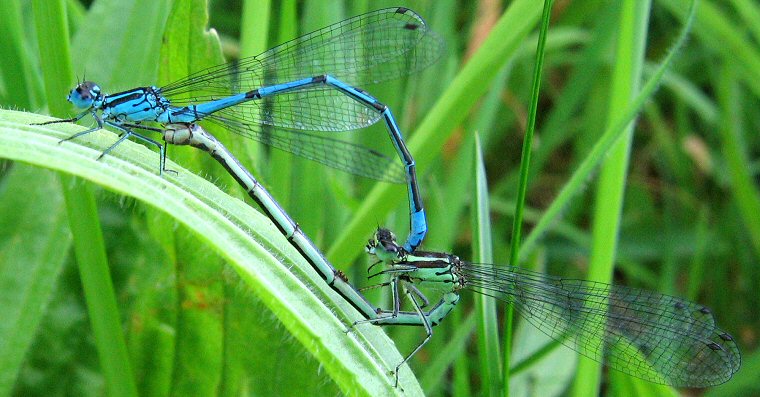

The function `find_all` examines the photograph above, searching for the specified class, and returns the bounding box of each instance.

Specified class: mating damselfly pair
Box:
[36,7,740,390]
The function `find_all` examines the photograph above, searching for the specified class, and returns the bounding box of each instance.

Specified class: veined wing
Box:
[201,115,406,183]
[161,7,442,132]
[461,263,741,387]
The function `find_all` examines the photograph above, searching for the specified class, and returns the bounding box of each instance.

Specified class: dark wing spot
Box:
[706,342,724,351]
[719,332,734,342]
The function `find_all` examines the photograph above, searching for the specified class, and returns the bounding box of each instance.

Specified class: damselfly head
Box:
[365,228,407,263]
[67,81,102,109]
[374,228,397,246]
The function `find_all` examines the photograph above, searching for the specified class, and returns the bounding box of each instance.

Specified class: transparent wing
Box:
[199,87,381,133]
[462,263,741,387]
[161,7,443,132]
[201,116,405,183]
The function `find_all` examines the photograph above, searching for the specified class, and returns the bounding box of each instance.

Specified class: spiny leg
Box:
[392,282,433,388]
[347,277,405,342]
[54,111,105,144]
[32,109,90,127]
[120,123,175,175]
[341,279,395,335]
[351,277,434,387]
[358,280,394,293]
[405,283,430,308]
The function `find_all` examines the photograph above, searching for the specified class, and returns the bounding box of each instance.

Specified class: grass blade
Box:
[0,109,412,395]
[571,0,651,394]
[472,133,500,396]
[0,166,70,395]
[32,1,139,396]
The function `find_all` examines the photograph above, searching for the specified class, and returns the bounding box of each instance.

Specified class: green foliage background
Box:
[0,0,758,396]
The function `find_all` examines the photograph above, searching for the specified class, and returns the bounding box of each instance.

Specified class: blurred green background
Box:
[0,0,758,396]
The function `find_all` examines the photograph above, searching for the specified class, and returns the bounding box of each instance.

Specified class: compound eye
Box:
[75,85,91,100]
[68,81,100,109]
[82,81,100,97]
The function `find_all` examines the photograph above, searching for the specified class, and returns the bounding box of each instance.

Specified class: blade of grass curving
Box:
[0,109,411,396]
[647,65,718,125]
[660,0,760,99]
[519,0,697,261]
